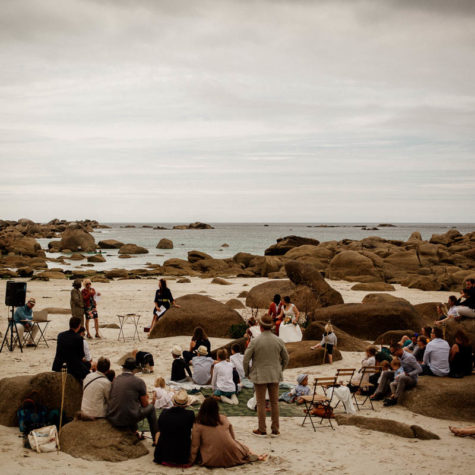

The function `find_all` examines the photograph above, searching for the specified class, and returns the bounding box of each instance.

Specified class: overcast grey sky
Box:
[0,0,474,223]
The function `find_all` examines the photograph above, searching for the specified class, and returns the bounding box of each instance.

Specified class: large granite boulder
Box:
[399,376,475,422]
[362,293,410,305]
[210,337,248,359]
[303,322,368,351]
[8,237,42,256]
[104,268,129,279]
[327,250,382,282]
[36,270,67,280]
[414,302,441,327]
[157,238,173,249]
[285,341,342,368]
[245,280,296,309]
[0,372,82,427]
[309,302,421,340]
[444,319,475,352]
[188,250,213,263]
[285,260,344,308]
[87,254,106,263]
[60,419,148,461]
[351,282,396,291]
[374,329,416,345]
[429,229,463,246]
[162,258,197,276]
[98,239,124,249]
[118,244,148,254]
[149,294,244,338]
[265,236,320,256]
[60,226,96,252]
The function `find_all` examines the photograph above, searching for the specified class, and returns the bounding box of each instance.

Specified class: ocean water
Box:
[39,223,474,272]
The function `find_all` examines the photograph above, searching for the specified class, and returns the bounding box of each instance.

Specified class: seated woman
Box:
[351,346,377,386]
[445,288,475,320]
[413,336,428,363]
[267,294,282,336]
[190,397,267,467]
[449,329,473,378]
[310,323,337,364]
[183,327,211,364]
[435,295,458,325]
[277,296,302,343]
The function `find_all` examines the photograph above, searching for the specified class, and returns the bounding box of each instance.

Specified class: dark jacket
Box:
[154,406,195,465]
[52,329,89,381]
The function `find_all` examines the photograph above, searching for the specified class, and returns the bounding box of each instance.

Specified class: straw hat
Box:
[196,345,208,356]
[258,314,273,329]
[173,389,189,406]
[171,345,182,356]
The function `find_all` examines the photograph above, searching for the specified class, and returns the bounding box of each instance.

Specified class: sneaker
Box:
[270,430,280,438]
[252,429,267,437]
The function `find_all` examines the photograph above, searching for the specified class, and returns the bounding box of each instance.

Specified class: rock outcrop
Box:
[157,238,173,249]
[98,239,124,249]
[285,342,342,368]
[118,244,148,254]
[59,226,96,252]
[303,322,368,351]
[265,235,320,256]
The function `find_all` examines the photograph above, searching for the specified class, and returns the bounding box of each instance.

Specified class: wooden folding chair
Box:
[333,368,356,412]
[301,376,337,431]
[351,366,380,411]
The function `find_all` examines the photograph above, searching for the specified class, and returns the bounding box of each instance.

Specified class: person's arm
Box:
[449,343,459,362]
[211,364,218,389]
[227,418,236,440]
[189,424,200,464]
[140,394,149,407]
[293,305,300,324]
[281,343,289,370]
[189,339,196,351]
[185,359,192,378]
[423,344,430,365]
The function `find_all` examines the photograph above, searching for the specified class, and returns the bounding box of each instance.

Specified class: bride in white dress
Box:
[277,296,302,343]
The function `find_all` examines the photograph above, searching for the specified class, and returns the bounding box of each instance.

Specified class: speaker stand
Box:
[0,307,23,353]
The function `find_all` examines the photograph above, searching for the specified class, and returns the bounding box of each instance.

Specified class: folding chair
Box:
[301,376,337,431]
[351,366,380,411]
[333,368,356,412]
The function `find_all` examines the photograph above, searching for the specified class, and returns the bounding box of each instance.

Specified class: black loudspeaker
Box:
[5,281,27,307]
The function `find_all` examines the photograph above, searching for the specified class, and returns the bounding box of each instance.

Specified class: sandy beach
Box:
[0,277,474,474]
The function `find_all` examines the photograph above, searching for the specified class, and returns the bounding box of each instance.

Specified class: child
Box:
[211,349,238,405]
[171,345,192,382]
[152,377,174,409]
[133,349,155,374]
[245,317,261,348]
[279,374,311,404]
[230,344,245,380]
[310,323,338,364]
[391,357,404,380]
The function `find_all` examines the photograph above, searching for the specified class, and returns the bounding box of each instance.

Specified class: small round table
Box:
[117,314,141,342]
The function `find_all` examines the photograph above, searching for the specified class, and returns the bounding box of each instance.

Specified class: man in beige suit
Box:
[243,314,289,437]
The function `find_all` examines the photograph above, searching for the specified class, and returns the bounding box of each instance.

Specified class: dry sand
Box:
[0,277,473,474]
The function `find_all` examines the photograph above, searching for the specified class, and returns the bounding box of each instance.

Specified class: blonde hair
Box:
[83,278,92,286]
[325,323,333,333]
[154,377,166,388]
[391,357,401,368]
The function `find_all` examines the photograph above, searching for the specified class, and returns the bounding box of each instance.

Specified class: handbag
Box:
[310,403,334,419]
[27,425,59,453]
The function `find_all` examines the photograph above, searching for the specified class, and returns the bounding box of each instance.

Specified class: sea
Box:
[37,223,475,272]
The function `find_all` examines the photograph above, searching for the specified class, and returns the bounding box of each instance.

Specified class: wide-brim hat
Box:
[196,345,208,356]
[173,389,190,406]
[122,357,138,371]
[258,314,273,329]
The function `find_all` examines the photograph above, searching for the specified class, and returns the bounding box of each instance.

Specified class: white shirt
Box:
[83,340,92,362]
[211,360,235,393]
[423,338,450,376]
[153,387,173,409]
[230,353,245,380]
[81,372,111,418]
[191,356,214,385]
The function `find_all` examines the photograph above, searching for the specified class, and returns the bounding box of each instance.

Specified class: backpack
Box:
[17,398,48,435]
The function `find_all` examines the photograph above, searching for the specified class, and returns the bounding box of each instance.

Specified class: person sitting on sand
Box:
[371,343,421,404]
[171,345,192,382]
[190,346,214,385]
[80,357,111,419]
[279,374,311,404]
[107,358,158,442]
[421,326,450,376]
[413,336,428,363]
[212,349,239,405]
[267,294,282,336]
[183,327,211,364]
[449,425,475,437]
[310,323,337,364]
[190,397,267,467]
[132,349,154,374]
[449,329,473,378]
[154,390,195,467]
[152,377,174,409]
[81,279,101,339]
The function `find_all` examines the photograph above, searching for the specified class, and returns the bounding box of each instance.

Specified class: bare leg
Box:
[86,319,92,338]
[94,318,101,338]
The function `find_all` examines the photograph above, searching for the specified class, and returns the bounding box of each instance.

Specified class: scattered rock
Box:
[98,239,124,249]
[59,226,96,252]
[118,244,148,255]
[99,323,120,329]
[173,222,214,230]
[36,270,67,280]
[221,243,229,247]
[211,277,232,285]
[188,250,213,263]
[351,282,396,291]
[286,342,342,368]
[104,269,129,279]
[225,298,245,309]
[335,414,439,439]
[362,293,410,305]
[177,277,191,283]
[60,419,149,461]
[374,329,416,345]
[156,238,173,249]
[238,291,249,298]
[265,235,320,256]
[303,323,368,351]
[87,254,106,263]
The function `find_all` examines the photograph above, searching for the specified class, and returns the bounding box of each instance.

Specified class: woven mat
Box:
[138,387,303,431]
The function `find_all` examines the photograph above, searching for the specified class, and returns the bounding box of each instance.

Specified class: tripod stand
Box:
[0,306,23,353]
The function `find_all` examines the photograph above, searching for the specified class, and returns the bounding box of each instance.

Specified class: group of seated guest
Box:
[436,278,475,324]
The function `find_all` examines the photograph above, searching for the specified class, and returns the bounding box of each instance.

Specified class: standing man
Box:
[243,314,289,437]
[52,316,90,381]
[70,279,84,327]
[107,358,158,442]
[13,297,38,347]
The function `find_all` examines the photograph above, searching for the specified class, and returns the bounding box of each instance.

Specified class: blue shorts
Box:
[214,390,235,398]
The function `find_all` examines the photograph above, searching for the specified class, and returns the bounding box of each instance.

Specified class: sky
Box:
[0,0,474,223]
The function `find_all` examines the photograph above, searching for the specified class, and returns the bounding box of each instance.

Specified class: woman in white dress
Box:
[277,296,302,343]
